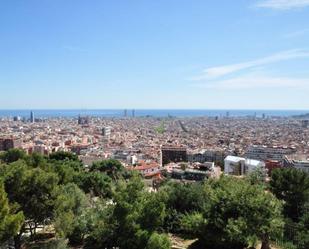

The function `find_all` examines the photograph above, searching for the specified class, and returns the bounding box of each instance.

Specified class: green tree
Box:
[53,183,87,243]
[1,161,59,247]
[182,176,283,249]
[49,151,79,162]
[295,211,309,249]
[247,167,267,186]
[0,149,27,163]
[51,161,77,185]
[146,232,171,249]
[0,183,24,243]
[270,168,309,221]
[26,152,47,168]
[85,175,169,249]
[77,171,112,198]
[159,181,205,232]
[90,159,125,181]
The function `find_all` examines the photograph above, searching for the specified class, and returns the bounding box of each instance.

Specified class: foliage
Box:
[155,122,165,134]
[182,176,283,249]
[293,210,309,249]
[0,148,27,163]
[26,238,69,249]
[49,151,79,162]
[85,175,170,249]
[159,181,205,232]
[270,168,309,221]
[0,182,24,243]
[26,152,47,168]
[146,232,171,249]
[0,160,59,236]
[247,166,267,186]
[90,159,125,180]
[53,183,88,239]
[76,171,112,198]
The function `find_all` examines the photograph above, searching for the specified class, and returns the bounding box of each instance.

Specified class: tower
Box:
[30,111,34,123]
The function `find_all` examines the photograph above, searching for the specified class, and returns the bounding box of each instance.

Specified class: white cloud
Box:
[255,0,309,10]
[192,75,309,90]
[191,49,309,80]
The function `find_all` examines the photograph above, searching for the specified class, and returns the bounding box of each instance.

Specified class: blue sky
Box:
[1,0,309,109]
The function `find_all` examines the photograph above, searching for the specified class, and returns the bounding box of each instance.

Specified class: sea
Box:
[0,109,308,118]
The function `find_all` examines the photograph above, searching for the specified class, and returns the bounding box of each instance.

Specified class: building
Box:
[301,120,309,128]
[13,116,21,122]
[78,115,90,125]
[128,160,161,179]
[170,168,208,181]
[265,160,282,175]
[224,155,265,175]
[160,145,187,166]
[32,145,47,155]
[188,150,226,165]
[0,137,23,151]
[284,156,309,174]
[102,126,112,138]
[30,111,35,123]
[245,145,296,162]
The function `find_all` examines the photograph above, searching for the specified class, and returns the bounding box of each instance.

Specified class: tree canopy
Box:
[0,182,24,243]
[181,176,283,249]
[270,168,309,221]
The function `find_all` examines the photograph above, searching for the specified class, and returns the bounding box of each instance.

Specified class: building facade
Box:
[245,145,296,162]
[160,145,187,166]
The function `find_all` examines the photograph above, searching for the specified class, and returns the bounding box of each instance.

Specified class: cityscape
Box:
[1,1,309,249]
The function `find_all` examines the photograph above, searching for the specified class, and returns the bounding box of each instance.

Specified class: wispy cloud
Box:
[192,75,309,90]
[191,49,309,80]
[255,0,309,10]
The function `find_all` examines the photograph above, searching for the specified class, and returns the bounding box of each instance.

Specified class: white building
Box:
[224,155,265,175]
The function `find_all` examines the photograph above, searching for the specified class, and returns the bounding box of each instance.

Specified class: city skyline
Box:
[1,0,309,109]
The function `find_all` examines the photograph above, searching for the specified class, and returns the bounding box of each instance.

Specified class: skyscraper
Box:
[30,111,34,123]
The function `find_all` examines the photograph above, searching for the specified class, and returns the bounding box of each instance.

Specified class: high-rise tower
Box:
[30,111,34,123]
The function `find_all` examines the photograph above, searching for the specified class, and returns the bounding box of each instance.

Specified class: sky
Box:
[1,0,309,110]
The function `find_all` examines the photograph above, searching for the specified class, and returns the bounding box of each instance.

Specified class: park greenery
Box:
[0,149,308,249]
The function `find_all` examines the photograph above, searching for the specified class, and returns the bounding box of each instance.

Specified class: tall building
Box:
[124,109,127,117]
[30,111,35,123]
[160,145,187,166]
[132,109,135,117]
[102,126,112,138]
